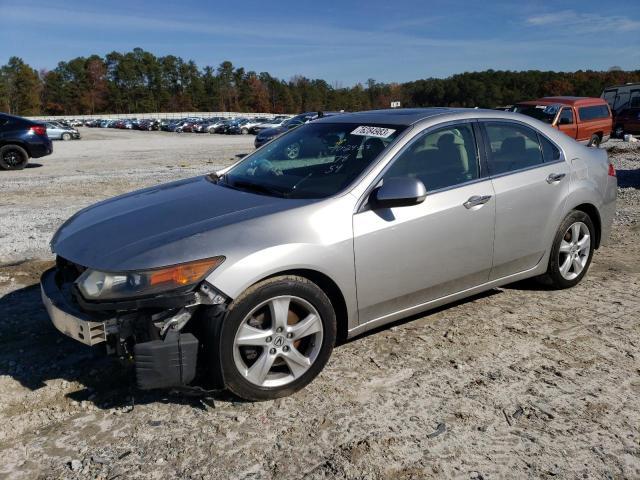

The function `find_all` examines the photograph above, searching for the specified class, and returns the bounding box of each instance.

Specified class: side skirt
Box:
[346,260,547,339]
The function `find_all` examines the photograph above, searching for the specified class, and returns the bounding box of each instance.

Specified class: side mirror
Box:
[371,177,427,209]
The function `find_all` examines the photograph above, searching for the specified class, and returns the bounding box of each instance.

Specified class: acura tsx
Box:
[41,108,616,400]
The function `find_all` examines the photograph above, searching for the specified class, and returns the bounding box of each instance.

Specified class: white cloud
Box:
[526,10,640,32]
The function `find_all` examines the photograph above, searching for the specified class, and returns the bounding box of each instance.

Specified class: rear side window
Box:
[578,105,610,121]
[484,122,543,176]
[539,135,560,162]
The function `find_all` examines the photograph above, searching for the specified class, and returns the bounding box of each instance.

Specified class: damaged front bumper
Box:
[41,268,117,346]
[40,267,226,389]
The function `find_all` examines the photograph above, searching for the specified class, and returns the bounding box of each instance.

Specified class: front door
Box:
[353,122,495,325]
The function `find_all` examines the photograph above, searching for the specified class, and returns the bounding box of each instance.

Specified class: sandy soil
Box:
[0,130,639,479]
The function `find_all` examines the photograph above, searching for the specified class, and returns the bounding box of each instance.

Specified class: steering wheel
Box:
[246,158,283,177]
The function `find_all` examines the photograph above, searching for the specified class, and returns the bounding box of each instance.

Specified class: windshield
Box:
[512,104,560,124]
[221,122,406,199]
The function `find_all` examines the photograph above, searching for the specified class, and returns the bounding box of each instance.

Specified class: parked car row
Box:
[79,116,293,135]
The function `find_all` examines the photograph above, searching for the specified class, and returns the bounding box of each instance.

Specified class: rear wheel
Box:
[540,210,595,289]
[241,128,249,135]
[588,134,601,148]
[214,276,336,401]
[0,145,29,170]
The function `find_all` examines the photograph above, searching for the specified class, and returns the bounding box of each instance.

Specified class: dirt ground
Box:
[0,129,639,479]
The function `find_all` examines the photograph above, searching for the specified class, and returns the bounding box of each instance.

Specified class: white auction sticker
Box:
[351,126,396,138]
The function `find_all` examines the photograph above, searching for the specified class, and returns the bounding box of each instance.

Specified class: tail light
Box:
[608,162,616,177]
[29,125,47,136]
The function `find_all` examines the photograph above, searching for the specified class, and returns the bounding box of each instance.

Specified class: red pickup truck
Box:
[512,96,612,147]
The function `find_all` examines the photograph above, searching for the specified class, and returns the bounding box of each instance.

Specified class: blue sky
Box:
[1,0,639,84]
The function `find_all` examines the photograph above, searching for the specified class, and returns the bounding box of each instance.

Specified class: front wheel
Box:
[61,132,71,141]
[539,210,595,289]
[213,276,336,401]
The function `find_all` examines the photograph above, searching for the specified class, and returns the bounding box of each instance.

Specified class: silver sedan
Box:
[42,108,616,400]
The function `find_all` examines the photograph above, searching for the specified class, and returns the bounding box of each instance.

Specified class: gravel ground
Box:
[0,130,639,479]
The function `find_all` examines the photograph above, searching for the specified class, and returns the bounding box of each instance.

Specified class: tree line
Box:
[1,48,638,116]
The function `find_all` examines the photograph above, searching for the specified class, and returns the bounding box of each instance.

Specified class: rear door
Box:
[480,120,569,280]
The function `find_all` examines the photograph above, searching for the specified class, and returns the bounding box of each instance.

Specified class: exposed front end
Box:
[41,256,227,390]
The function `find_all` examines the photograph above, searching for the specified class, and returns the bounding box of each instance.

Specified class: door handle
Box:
[546,173,566,184]
[463,195,492,209]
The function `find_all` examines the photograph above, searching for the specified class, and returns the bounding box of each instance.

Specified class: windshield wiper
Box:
[230,180,289,198]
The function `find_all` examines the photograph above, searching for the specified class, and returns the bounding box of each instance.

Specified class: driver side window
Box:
[384,123,480,191]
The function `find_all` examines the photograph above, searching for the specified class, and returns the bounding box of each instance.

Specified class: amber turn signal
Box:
[148,257,225,287]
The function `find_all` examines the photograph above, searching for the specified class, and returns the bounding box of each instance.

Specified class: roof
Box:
[517,97,608,107]
[315,108,468,126]
[603,82,640,90]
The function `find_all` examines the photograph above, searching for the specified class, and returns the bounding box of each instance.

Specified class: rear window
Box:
[578,105,610,121]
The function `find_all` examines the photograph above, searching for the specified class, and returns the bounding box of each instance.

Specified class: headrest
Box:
[437,133,455,148]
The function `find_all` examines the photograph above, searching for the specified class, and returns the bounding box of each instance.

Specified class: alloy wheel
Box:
[285,143,300,159]
[232,295,323,388]
[3,149,21,167]
[558,221,590,281]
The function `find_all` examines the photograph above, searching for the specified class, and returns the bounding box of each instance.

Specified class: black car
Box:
[0,113,53,170]
[254,111,344,149]
[214,119,237,134]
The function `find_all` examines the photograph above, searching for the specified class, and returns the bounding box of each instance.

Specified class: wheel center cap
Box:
[273,335,286,347]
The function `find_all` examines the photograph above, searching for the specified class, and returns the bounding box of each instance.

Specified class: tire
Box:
[241,128,249,135]
[212,275,336,401]
[0,145,29,170]
[588,134,601,148]
[613,125,625,139]
[539,210,595,289]
[61,133,71,141]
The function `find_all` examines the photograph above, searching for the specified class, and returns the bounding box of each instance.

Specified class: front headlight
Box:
[76,257,225,301]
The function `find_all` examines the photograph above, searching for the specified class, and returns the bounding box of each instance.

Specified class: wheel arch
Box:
[0,140,32,157]
[257,268,349,343]
[572,203,602,248]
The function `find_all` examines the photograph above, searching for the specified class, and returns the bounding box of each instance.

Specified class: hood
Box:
[52,176,308,272]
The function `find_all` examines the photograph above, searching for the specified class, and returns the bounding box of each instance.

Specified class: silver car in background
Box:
[45,121,80,141]
[41,108,616,400]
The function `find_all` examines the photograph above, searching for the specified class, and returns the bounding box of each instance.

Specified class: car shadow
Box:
[25,163,43,169]
[617,168,640,189]
[0,275,558,406]
[0,283,238,409]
